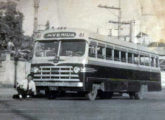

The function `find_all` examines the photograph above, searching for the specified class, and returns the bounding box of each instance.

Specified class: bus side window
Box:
[97,45,106,59]
[106,47,112,60]
[140,55,145,65]
[156,57,159,67]
[89,43,96,57]
[134,54,139,64]
[145,55,150,66]
[114,49,120,61]
[121,51,126,62]
[128,53,133,63]
[151,57,154,67]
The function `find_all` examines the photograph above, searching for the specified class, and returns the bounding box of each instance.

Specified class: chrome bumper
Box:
[35,82,83,87]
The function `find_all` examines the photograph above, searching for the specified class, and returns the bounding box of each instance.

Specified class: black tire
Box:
[128,92,135,99]
[128,91,143,100]
[134,85,146,100]
[87,85,98,101]
[87,90,98,101]
[134,92,143,100]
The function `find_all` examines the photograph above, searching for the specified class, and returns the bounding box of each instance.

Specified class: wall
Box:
[0,54,31,87]
[161,72,165,87]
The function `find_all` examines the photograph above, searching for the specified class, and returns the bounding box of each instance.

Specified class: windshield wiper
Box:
[53,53,60,63]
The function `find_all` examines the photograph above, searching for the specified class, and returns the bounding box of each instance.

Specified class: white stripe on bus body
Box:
[88,57,160,73]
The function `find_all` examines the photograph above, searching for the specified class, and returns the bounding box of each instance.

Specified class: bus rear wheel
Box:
[128,92,135,99]
[129,92,143,100]
[129,85,147,100]
[134,91,143,100]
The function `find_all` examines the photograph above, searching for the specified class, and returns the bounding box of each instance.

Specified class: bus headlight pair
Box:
[32,67,39,73]
[73,66,81,73]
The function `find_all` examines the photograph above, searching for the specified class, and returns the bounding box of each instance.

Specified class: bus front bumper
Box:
[35,82,83,87]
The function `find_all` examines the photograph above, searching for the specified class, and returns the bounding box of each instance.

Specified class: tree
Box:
[0,1,25,50]
[0,1,32,88]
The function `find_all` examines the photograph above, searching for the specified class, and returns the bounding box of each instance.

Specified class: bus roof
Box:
[34,27,157,55]
[88,32,157,55]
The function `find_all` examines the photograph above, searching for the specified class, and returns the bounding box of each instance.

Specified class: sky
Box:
[1,0,165,42]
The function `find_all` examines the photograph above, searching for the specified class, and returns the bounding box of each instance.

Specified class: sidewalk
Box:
[0,87,17,99]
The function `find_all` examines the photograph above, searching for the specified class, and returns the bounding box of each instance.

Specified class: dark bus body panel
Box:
[32,63,161,93]
[83,64,161,92]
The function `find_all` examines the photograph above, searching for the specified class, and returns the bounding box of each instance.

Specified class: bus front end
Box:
[31,28,88,94]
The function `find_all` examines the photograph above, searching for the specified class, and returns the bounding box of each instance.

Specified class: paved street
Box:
[0,88,165,120]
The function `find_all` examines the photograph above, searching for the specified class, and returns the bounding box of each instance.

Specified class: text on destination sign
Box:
[44,32,76,38]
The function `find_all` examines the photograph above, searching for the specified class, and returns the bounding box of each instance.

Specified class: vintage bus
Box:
[31,27,161,100]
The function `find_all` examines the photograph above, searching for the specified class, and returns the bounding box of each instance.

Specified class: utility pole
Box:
[98,0,121,39]
[118,0,121,40]
[33,0,40,35]
[138,0,155,45]
[109,20,134,42]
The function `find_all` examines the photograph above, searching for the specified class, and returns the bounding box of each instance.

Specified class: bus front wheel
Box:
[87,84,100,101]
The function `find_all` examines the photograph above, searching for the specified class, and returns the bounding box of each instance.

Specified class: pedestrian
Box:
[14,74,36,99]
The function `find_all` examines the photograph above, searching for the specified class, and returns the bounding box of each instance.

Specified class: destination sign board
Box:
[44,32,76,38]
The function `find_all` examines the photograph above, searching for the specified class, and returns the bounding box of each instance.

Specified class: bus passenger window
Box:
[89,44,96,57]
[97,46,106,59]
[156,57,159,67]
[145,56,150,66]
[114,49,120,61]
[106,48,112,60]
[128,53,133,63]
[151,57,154,67]
[121,51,126,62]
[140,55,145,65]
[134,54,139,64]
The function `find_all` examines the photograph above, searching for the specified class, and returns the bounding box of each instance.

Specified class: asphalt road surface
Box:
[0,88,165,120]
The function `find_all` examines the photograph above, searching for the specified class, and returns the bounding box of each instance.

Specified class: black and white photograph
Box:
[0,0,165,120]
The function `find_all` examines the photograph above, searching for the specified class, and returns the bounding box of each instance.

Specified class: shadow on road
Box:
[0,101,39,120]
[28,93,133,101]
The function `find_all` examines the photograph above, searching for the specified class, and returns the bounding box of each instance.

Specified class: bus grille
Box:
[33,66,79,82]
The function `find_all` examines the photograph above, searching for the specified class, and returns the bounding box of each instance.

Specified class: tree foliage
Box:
[0,1,32,50]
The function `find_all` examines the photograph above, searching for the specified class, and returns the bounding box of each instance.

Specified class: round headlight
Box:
[73,66,80,73]
[33,67,39,73]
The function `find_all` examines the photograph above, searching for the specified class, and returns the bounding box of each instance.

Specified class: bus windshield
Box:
[60,40,86,56]
[35,41,59,57]
[35,40,86,57]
